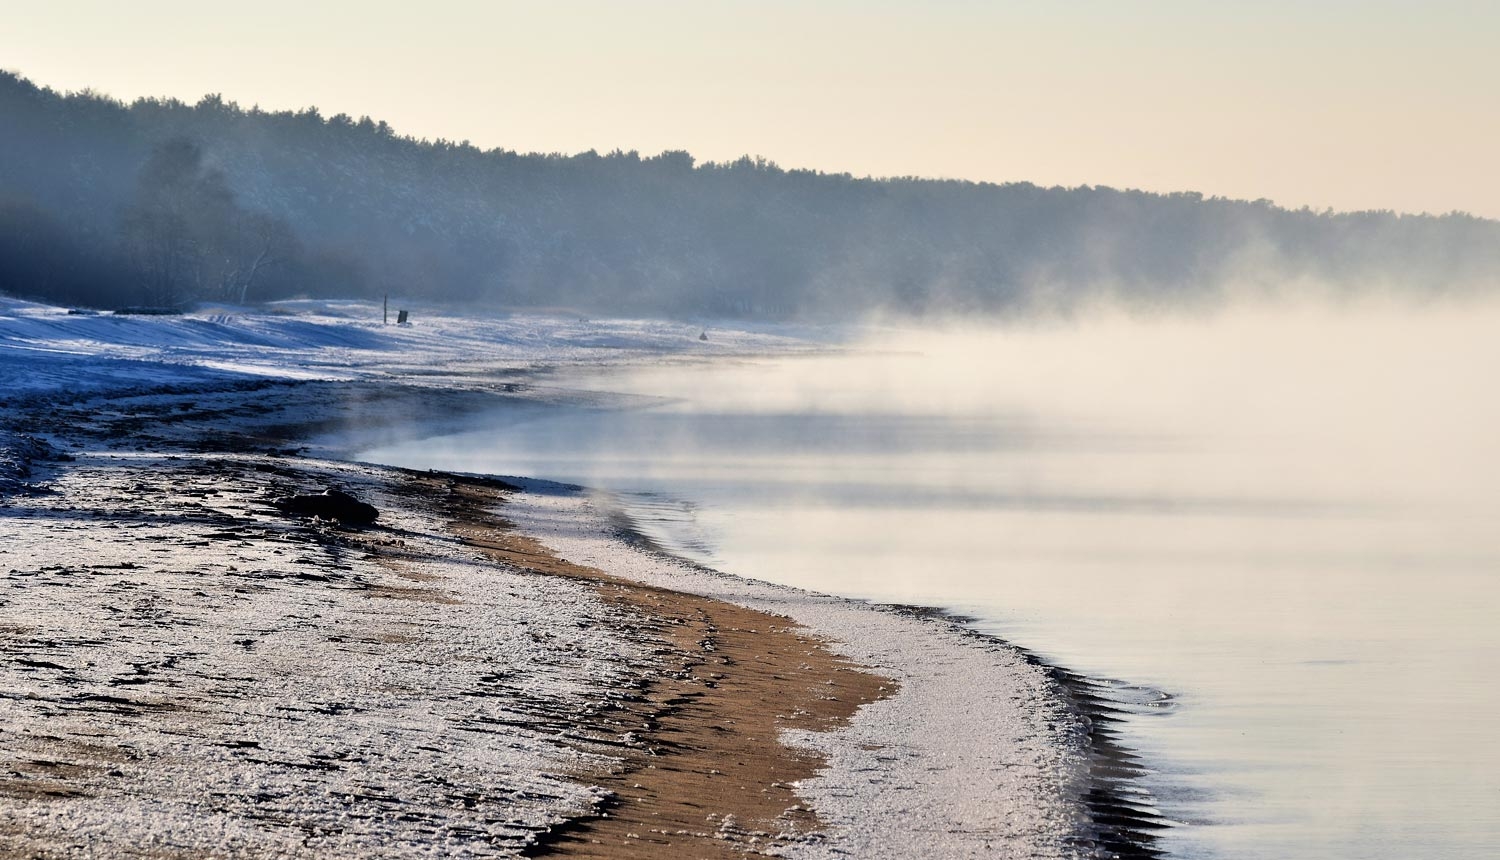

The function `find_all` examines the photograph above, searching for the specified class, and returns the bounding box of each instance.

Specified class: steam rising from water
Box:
[540,299,1500,528]
[363,296,1500,860]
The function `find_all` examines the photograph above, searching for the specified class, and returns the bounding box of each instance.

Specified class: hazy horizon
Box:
[5,1,1498,219]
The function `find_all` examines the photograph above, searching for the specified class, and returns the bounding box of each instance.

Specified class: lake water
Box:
[361,302,1500,859]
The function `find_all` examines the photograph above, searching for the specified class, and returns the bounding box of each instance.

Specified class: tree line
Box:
[1,69,1497,317]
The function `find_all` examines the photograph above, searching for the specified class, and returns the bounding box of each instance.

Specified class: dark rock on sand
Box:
[273,488,379,526]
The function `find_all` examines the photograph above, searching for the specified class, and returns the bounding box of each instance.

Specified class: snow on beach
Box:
[0,453,644,856]
[1,296,1097,857]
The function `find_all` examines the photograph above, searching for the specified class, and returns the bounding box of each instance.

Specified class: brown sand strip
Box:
[425,476,893,859]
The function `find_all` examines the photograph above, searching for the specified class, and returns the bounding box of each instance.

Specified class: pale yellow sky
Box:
[4,1,1497,217]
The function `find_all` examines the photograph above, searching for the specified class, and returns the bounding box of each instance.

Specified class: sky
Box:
[4,1,1498,218]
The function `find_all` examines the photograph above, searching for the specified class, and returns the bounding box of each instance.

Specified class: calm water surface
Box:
[363,305,1500,859]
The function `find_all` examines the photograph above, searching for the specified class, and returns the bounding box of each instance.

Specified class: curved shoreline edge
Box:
[599,490,1170,859]
[499,476,1158,858]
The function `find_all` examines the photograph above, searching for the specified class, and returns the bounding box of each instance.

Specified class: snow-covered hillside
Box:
[0,296,831,399]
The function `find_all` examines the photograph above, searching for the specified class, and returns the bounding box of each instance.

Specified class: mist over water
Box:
[362,299,1500,859]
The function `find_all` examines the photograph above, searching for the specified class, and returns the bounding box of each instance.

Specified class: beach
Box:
[0,301,1106,858]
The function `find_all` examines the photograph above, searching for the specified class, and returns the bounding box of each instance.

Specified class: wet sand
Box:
[432,475,893,856]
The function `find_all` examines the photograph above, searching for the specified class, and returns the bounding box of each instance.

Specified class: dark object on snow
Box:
[699,330,708,341]
[113,307,183,316]
[396,309,409,325]
[273,489,379,525]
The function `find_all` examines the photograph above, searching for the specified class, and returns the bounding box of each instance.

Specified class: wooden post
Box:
[383,294,389,325]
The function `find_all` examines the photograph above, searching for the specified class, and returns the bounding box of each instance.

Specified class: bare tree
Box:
[222,211,297,304]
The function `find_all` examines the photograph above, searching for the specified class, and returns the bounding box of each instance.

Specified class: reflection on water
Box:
[362,303,1500,860]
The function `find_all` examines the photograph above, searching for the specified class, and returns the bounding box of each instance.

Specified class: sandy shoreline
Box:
[2,369,1134,857]
[443,476,893,857]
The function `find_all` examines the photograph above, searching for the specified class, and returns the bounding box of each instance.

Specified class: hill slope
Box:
[2,70,1497,317]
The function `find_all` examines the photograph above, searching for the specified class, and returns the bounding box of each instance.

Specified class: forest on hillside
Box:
[2,70,1498,318]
